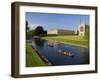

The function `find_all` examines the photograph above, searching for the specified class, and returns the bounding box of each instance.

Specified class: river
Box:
[31,38,89,66]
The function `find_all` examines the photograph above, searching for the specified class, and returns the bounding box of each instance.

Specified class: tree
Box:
[84,25,89,41]
[26,21,29,32]
[26,21,30,39]
[34,26,45,36]
[44,31,47,34]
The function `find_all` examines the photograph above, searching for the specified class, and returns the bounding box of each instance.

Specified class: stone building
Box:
[47,29,58,35]
[47,21,87,36]
[78,21,86,36]
[47,29,75,35]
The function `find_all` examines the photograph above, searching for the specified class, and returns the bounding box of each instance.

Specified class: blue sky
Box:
[26,12,90,31]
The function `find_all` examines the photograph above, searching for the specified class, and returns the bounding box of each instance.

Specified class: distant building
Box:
[78,21,86,36]
[47,29,58,35]
[47,29,75,35]
[47,21,88,36]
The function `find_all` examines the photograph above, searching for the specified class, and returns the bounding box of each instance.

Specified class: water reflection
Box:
[34,38,45,47]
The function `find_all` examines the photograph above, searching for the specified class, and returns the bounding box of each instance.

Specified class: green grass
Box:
[43,36,89,48]
[26,43,46,67]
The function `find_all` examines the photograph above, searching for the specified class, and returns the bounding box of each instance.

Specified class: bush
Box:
[84,25,89,41]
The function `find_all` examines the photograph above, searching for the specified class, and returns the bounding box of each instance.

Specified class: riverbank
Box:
[26,43,46,67]
[43,36,89,48]
[31,45,52,66]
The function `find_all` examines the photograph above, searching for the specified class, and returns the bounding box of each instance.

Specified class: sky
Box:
[25,12,90,31]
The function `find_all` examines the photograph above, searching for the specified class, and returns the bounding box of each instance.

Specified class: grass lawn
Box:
[43,36,89,48]
[26,43,46,67]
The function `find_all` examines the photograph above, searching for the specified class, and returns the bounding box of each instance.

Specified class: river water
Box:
[31,38,89,66]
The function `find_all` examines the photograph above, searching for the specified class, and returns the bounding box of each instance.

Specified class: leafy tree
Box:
[26,21,29,32]
[34,26,45,36]
[84,25,89,41]
[26,21,31,39]
[44,31,47,34]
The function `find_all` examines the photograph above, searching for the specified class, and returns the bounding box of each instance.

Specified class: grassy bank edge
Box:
[26,43,46,67]
[43,38,88,48]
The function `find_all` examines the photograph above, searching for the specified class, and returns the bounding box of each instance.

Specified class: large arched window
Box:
[80,26,83,32]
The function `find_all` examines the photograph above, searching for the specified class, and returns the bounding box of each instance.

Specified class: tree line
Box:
[26,21,89,41]
[26,21,47,39]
